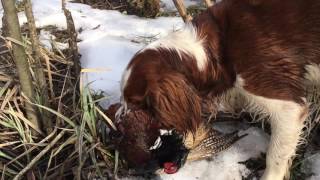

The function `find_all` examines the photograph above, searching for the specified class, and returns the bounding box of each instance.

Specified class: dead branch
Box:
[62,0,81,76]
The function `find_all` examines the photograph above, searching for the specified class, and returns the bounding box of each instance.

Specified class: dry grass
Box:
[0,28,118,179]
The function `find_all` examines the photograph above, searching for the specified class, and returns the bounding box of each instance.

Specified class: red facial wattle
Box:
[163,162,178,174]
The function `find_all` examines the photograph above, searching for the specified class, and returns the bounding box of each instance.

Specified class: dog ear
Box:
[148,72,202,134]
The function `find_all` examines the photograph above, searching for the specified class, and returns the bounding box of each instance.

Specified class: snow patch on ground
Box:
[39,30,68,50]
[79,36,142,105]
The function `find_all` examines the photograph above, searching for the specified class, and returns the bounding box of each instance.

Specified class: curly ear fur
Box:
[148,72,202,134]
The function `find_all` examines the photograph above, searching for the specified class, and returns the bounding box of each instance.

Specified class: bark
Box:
[172,0,193,22]
[1,0,40,134]
[24,0,53,134]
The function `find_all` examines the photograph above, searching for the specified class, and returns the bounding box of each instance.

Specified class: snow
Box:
[79,36,142,105]
[2,0,312,179]
[39,30,68,50]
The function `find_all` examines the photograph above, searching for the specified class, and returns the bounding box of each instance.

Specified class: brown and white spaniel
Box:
[113,0,320,179]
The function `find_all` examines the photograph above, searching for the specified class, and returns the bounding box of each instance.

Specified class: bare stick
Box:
[172,0,193,22]
[62,0,81,76]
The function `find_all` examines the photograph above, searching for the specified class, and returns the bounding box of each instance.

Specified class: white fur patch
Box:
[145,24,208,71]
[160,129,173,136]
[216,75,307,119]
